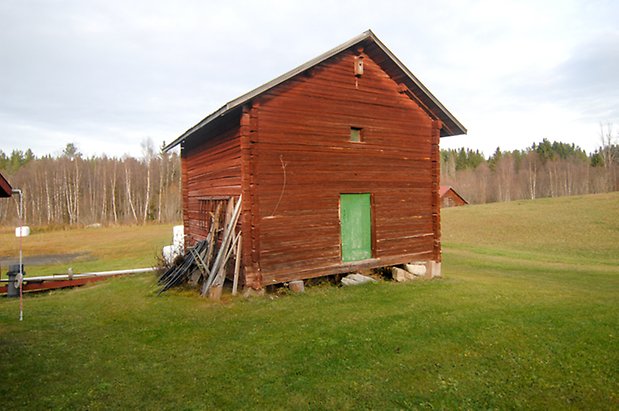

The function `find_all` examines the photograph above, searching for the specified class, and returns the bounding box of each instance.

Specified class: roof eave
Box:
[367,35,467,137]
[164,30,378,152]
[164,29,466,151]
[0,173,13,197]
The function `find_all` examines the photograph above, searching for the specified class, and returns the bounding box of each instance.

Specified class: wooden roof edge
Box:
[0,172,13,197]
[455,190,469,204]
[439,185,469,204]
[367,34,467,137]
[164,29,466,151]
[163,30,375,152]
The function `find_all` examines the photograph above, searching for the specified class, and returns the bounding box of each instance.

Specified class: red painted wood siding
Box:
[441,189,467,207]
[249,50,439,286]
[182,113,242,246]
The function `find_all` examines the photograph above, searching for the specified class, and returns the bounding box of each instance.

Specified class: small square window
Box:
[350,127,363,142]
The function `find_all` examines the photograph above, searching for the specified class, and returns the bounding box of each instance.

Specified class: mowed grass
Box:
[442,191,619,266]
[0,224,174,276]
[1,193,618,409]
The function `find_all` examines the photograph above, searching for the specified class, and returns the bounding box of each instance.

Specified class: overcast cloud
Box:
[1,0,618,158]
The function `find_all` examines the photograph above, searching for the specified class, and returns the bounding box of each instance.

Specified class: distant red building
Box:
[0,172,12,197]
[439,186,468,207]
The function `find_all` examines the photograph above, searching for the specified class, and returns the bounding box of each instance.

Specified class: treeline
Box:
[0,142,181,227]
[2,134,618,227]
[442,138,619,204]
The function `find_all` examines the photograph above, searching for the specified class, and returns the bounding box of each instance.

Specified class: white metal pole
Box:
[12,188,23,321]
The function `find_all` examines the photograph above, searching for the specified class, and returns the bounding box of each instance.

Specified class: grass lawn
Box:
[0,224,175,276]
[1,193,618,409]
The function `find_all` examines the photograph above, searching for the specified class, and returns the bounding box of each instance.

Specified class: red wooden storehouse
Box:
[165,30,466,290]
[0,172,12,198]
[439,185,469,207]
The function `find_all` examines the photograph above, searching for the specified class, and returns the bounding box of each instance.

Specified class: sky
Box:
[1,0,618,158]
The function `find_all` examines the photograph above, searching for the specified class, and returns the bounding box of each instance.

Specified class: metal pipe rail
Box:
[1,268,158,295]
[1,267,156,283]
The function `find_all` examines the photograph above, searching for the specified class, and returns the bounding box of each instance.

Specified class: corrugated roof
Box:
[164,29,466,151]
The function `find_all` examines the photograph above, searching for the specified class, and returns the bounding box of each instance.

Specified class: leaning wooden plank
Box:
[210,199,241,280]
[232,234,242,296]
[224,197,234,231]
[203,203,223,274]
[189,248,207,274]
[207,228,241,300]
[189,234,211,285]
[190,219,216,284]
[204,220,240,297]
[201,195,242,296]
[211,231,241,287]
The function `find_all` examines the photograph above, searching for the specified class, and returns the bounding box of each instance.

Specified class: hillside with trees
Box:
[442,136,618,204]
[0,141,181,227]
[1,132,617,227]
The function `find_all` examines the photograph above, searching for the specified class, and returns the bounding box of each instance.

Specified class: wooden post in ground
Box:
[208,279,223,300]
[201,196,242,297]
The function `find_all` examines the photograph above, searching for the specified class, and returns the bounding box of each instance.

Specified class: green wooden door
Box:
[340,193,372,262]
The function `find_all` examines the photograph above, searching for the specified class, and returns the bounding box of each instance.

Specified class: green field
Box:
[0,224,174,276]
[1,193,618,409]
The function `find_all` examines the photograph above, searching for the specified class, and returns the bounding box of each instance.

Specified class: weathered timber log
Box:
[232,234,242,296]
[201,195,242,297]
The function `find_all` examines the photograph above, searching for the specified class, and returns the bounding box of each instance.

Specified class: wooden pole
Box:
[201,195,242,296]
[232,235,242,296]
[208,231,240,300]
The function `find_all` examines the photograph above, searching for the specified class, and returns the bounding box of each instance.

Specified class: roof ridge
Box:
[164,30,465,151]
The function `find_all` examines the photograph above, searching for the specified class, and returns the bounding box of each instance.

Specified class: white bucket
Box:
[162,245,176,264]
